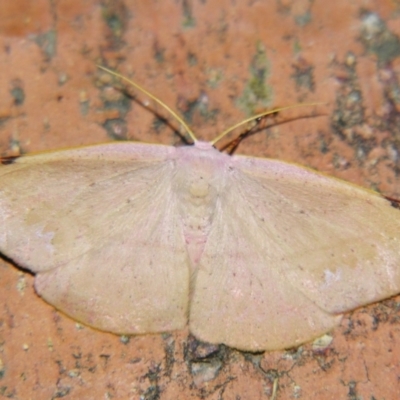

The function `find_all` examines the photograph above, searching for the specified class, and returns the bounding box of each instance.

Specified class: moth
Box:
[0,67,400,352]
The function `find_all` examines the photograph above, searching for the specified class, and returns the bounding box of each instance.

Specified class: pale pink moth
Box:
[0,67,399,351]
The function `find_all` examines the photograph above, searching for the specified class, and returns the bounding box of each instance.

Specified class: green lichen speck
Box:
[360,12,400,65]
[182,0,195,28]
[237,42,272,115]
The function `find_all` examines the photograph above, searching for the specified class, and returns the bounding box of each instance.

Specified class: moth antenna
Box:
[98,65,322,147]
[210,103,322,146]
[97,65,198,144]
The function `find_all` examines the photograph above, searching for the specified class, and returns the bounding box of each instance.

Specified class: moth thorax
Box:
[176,173,219,266]
[189,177,209,198]
[179,172,218,230]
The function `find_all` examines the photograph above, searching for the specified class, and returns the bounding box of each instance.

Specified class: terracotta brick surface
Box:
[0,1,400,399]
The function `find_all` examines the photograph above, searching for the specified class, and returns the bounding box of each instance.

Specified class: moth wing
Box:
[0,143,190,334]
[190,156,400,351]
